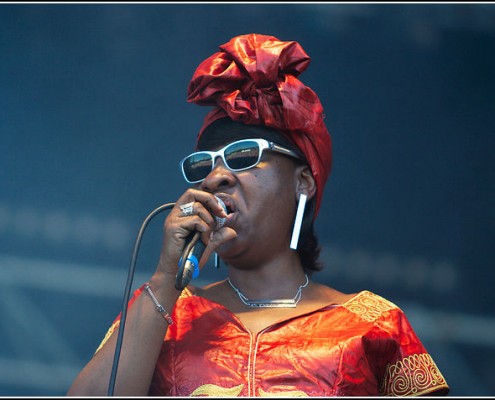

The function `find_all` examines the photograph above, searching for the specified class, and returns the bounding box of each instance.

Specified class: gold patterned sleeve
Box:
[380,352,449,396]
[374,306,450,396]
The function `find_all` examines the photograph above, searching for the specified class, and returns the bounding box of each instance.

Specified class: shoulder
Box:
[340,290,402,322]
[187,280,227,300]
[309,284,398,312]
[177,280,232,309]
[339,291,430,357]
[310,287,408,332]
[167,282,231,331]
[308,281,356,306]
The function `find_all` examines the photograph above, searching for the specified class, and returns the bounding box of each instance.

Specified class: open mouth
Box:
[215,193,235,216]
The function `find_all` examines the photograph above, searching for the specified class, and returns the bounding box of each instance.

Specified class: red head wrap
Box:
[187,33,332,216]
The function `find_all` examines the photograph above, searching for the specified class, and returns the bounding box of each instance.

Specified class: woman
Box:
[67,33,449,397]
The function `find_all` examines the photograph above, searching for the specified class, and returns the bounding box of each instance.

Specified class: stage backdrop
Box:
[1,3,494,396]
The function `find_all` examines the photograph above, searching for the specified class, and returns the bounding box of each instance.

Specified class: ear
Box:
[295,165,316,200]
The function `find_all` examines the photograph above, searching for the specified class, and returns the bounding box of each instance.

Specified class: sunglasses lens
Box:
[183,153,213,182]
[225,140,261,170]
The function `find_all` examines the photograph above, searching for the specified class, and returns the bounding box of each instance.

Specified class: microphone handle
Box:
[175,231,203,290]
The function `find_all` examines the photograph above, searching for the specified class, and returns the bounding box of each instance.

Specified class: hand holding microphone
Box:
[175,196,228,290]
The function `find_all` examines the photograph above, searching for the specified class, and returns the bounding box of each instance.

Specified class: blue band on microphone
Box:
[187,255,200,279]
[178,255,200,281]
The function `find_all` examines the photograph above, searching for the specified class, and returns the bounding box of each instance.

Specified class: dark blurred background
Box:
[1,3,494,396]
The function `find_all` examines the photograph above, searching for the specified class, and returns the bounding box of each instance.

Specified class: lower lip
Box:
[224,212,237,228]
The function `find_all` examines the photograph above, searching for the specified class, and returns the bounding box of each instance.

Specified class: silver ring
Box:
[179,201,195,217]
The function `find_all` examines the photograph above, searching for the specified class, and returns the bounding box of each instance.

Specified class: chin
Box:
[215,236,249,266]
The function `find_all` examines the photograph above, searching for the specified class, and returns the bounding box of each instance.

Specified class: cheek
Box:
[251,170,287,198]
[268,160,297,192]
[242,157,298,201]
[252,164,296,211]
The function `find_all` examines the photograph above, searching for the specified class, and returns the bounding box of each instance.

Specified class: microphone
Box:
[175,196,227,290]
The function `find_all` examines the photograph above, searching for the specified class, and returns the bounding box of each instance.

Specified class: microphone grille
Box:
[214,196,227,230]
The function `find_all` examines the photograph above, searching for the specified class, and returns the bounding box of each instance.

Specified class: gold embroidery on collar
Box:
[342,291,397,322]
[381,353,449,396]
[190,383,244,397]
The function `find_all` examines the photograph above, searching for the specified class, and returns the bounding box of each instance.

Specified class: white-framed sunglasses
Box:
[180,138,301,184]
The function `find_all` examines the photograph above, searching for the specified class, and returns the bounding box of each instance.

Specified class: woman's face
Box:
[196,140,301,267]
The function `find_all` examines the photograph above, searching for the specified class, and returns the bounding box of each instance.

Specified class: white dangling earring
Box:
[214,252,220,268]
[290,193,307,250]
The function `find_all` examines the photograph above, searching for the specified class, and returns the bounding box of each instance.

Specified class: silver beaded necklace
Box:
[227,274,309,308]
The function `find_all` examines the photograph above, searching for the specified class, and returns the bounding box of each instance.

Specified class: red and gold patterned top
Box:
[98,288,449,397]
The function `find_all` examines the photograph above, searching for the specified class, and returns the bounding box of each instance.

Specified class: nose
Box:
[199,157,236,192]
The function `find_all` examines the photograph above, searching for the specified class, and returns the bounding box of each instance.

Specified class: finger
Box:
[177,215,212,237]
[198,227,238,267]
[177,189,228,219]
[177,201,219,232]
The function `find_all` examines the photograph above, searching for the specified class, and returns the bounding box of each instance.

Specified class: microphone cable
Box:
[107,202,175,396]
